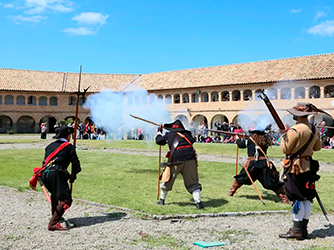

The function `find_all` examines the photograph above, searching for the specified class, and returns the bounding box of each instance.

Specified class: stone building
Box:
[0,53,334,134]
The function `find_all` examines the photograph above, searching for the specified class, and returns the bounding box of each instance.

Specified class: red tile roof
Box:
[1,53,334,93]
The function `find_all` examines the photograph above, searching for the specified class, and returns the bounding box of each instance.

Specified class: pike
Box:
[258,89,329,218]
[70,65,90,194]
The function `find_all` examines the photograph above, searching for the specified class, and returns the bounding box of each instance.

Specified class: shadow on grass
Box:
[66,212,127,229]
[311,223,334,238]
[170,198,228,208]
[125,169,157,174]
[237,190,282,203]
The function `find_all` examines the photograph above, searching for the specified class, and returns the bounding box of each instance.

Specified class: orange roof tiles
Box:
[1,53,334,93]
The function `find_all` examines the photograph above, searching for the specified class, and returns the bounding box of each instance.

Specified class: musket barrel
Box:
[207,129,249,138]
[129,114,163,127]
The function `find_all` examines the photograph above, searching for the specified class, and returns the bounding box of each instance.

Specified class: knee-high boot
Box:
[48,201,71,231]
[228,180,242,196]
[302,219,309,239]
[279,221,304,240]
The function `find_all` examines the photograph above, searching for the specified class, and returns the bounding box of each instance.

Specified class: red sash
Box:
[29,142,70,189]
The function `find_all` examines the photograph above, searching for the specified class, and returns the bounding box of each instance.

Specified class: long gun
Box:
[207,129,249,138]
[257,89,285,130]
[318,125,334,130]
[130,114,163,128]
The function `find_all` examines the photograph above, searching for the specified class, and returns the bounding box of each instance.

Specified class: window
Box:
[174,94,180,104]
[201,92,209,102]
[243,89,252,101]
[5,95,14,105]
[309,86,320,99]
[39,96,47,106]
[182,93,189,103]
[50,96,58,106]
[16,95,25,105]
[165,95,172,104]
[294,87,305,99]
[325,85,334,98]
[280,88,291,100]
[232,90,240,101]
[222,91,229,101]
[211,91,219,102]
[28,96,36,105]
[68,96,76,106]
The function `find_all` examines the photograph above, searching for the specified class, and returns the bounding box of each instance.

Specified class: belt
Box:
[248,156,266,160]
[45,164,67,172]
[175,145,192,150]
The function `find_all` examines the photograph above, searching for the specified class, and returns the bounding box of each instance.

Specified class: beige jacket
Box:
[280,117,321,173]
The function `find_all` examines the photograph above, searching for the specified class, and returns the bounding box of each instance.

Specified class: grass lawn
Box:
[0,139,333,215]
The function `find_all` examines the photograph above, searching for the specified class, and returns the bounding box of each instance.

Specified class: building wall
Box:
[1,79,334,133]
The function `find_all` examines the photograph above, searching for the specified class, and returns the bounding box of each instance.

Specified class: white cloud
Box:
[62,27,95,35]
[4,3,14,8]
[72,12,108,26]
[307,20,334,36]
[24,0,73,14]
[291,9,302,14]
[7,14,47,23]
[314,11,327,21]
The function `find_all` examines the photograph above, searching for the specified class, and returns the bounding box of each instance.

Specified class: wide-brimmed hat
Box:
[287,102,330,117]
[163,119,185,132]
[55,126,74,139]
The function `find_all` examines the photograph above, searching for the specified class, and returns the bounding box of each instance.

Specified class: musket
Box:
[207,129,249,138]
[130,114,163,128]
[257,89,285,130]
[318,126,334,130]
[315,190,330,222]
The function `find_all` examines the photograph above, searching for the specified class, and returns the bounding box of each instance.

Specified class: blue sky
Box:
[0,0,333,74]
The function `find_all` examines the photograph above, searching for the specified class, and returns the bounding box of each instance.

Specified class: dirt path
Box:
[1,186,334,250]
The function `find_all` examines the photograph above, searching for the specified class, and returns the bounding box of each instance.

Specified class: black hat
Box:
[163,119,185,132]
[55,126,74,139]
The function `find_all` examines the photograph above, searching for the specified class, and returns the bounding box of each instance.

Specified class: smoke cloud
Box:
[83,87,171,137]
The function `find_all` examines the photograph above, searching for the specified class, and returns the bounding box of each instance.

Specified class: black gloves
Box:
[157,125,163,132]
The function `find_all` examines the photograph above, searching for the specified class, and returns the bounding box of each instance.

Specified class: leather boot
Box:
[302,219,309,239]
[156,199,165,205]
[279,221,304,240]
[273,186,290,204]
[48,202,69,231]
[228,180,242,196]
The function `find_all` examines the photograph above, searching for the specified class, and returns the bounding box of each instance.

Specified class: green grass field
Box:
[0,138,333,215]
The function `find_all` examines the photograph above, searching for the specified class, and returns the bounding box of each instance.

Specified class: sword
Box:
[315,190,330,222]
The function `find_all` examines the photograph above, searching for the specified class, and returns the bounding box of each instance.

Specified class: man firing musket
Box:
[258,89,330,240]
[130,115,204,210]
